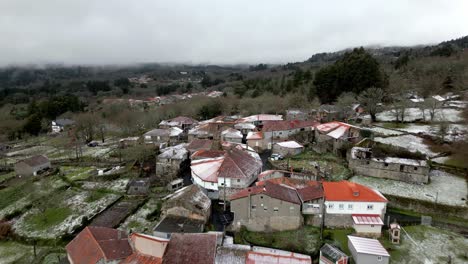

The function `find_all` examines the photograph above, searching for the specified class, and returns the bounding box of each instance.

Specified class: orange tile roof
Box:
[322,181,387,202]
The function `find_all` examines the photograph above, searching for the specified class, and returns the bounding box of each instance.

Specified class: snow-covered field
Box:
[365,126,404,136]
[120,198,161,233]
[364,108,464,123]
[392,226,468,264]
[396,124,467,142]
[374,134,438,157]
[81,178,130,193]
[350,170,467,207]
[13,190,120,239]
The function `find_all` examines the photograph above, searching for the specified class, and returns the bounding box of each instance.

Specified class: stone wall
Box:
[349,159,429,184]
[235,216,303,232]
[324,213,354,227]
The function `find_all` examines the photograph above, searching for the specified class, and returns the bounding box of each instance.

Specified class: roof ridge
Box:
[86,227,109,259]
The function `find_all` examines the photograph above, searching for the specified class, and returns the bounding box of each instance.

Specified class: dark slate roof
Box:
[154,215,204,234]
[230,181,302,205]
[162,233,218,264]
[54,118,75,126]
[320,244,347,262]
[19,155,49,167]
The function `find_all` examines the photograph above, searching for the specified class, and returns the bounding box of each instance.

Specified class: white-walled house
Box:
[322,181,387,236]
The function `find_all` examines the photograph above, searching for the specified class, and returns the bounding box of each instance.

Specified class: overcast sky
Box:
[1,0,467,66]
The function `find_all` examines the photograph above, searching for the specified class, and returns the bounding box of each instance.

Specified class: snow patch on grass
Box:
[374,135,438,157]
[350,170,467,207]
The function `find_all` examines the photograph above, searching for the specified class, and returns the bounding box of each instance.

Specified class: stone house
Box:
[230,181,303,231]
[159,116,198,132]
[272,140,304,156]
[119,136,140,148]
[322,181,387,236]
[236,114,283,127]
[156,144,189,181]
[127,178,151,195]
[347,236,390,264]
[220,128,243,143]
[234,122,256,138]
[247,120,317,152]
[348,147,430,184]
[161,185,211,223]
[191,146,262,199]
[314,122,361,155]
[51,118,75,133]
[153,215,205,239]
[143,127,183,147]
[14,155,51,177]
[188,122,234,141]
[186,139,213,154]
[286,109,317,121]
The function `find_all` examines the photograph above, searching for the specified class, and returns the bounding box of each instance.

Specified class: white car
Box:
[270,154,284,161]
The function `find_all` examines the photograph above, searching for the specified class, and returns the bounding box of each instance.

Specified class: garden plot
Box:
[385,225,468,264]
[5,145,58,161]
[350,170,467,207]
[81,178,130,193]
[13,188,121,239]
[0,171,16,184]
[368,108,464,123]
[120,198,161,233]
[396,124,468,142]
[90,198,145,228]
[364,126,405,136]
[60,166,95,181]
[374,134,438,157]
[0,241,48,263]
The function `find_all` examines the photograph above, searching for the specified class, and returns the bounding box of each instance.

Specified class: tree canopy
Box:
[313,47,387,103]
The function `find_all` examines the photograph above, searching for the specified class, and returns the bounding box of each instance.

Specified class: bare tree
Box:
[390,94,409,123]
[425,97,442,122]
[358,87,385,122]
[335,92,358,119]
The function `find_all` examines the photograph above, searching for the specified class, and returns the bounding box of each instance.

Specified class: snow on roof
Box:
[234,122,256,130]
[158,144,188,160]
[246,246,311,264]
[326,125,349,139]
[374,157,428,167]
[221,128,243,138]
[238,114,283,123]
[246,131,263,140]
[352,215,384,225]
[191,157,224,183]
[347,235,389,257]
[316,122,342,132]
[432,95,446,102]
[410,98,425,103]
[169,127,183,136]
[275,141,304,149]
[261,120,318,132]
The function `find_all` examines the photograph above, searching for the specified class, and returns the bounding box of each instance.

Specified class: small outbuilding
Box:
[14,155,51,177]
[220,128,243,143]
[127,178,151,195]
[272,141,304,156]
[153,215,204,239]
[348,235,390,264]
[51,118,75,133]
[319,243,348,264]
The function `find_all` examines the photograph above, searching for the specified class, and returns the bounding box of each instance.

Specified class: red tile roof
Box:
[246,131,263,140]
[169,116,198,124]
[190,149,225,160]
[261,120,319,132]
[352,214,384,225]
[162,233,218,264]
[187,139,213,151]
[122,253,162,264]
[66,226,132,264]
[256,177,323,202]
[230,181,302,205]
[322,181,387,202]
[246,248,312,264]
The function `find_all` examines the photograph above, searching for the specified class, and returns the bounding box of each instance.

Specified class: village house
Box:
[272,140,304,156]
[190,146,262,199]
[319,243,349,264]
[257,170,318,182]
[286,109,316,121]
[143,127,183,147]
[247,120,317,152]
[161,185,211,223]
[314,121,361,155]
[159,116,198,132]
[153,215,205,239]
[348,147,430,184]
[14,155,51,177]
[51,118,75,133]
[66,226,133,264]
[167,178,184,191]
[236,114,283,127]
[186,138,214,154]
[127,178,151,195]
[156,144,189,181]
[220,128,243,143]
[119,136,140,148]
[230,177,324,231]
[233,122,256,138]
[347,236,390,264]
[188,122,235,141]
[123,232,169,263]
[322,181,387,236]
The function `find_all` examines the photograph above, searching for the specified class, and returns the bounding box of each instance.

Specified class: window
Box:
[300,128,305,131]
[273,207,279,212]
[237,179,240,183]
[348,204,353,210]
[264,206,268,211]
[251,205,256,210]
[339,204,344,210]
[366,161,370,165]
[328,204,334,209]
[290,206,294,210]
[400,165,404,172]
[260,196,263,199]
[414,167,418,171]
[367,204,374,210]
[377,256,382,261]
[384,163,389,167]
[371,225,374,227]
